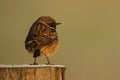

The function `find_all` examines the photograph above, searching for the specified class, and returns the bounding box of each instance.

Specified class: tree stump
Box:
[0,64,66,80]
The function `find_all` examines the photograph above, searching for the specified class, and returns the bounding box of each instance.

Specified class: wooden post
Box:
[0,64,66,80]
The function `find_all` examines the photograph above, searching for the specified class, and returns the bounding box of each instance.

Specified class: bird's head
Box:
[37,16,61,29]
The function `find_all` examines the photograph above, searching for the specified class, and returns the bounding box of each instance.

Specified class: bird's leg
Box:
[45,55,50,64]
[32,49,40,65]
[33,57,38,65]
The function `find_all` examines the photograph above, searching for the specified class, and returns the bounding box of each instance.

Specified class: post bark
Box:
[0,64,66,80]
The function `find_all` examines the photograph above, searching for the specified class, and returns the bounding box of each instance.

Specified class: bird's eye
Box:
[49,22,56,28]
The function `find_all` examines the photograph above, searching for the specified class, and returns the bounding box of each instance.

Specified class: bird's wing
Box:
[25,22,54,51]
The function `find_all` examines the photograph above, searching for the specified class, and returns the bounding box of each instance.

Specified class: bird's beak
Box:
[56,23,61,25]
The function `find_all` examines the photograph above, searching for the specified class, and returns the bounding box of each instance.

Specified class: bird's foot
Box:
[45,62,55,65]
[30,62,39,65]
[33,62,39,65]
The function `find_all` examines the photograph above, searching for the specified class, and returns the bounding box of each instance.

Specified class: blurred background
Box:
[0,0,120,80]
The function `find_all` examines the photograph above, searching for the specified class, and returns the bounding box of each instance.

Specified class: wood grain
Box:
[0,64,66,80]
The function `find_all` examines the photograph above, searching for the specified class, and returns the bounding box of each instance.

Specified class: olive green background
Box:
[0,0,120,80]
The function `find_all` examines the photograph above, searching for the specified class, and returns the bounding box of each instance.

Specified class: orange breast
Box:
[40,40,59,56]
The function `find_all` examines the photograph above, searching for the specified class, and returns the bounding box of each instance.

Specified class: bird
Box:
[25,16,61,65]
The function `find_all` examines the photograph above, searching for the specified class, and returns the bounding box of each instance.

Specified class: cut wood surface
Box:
[0,64,66,80]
